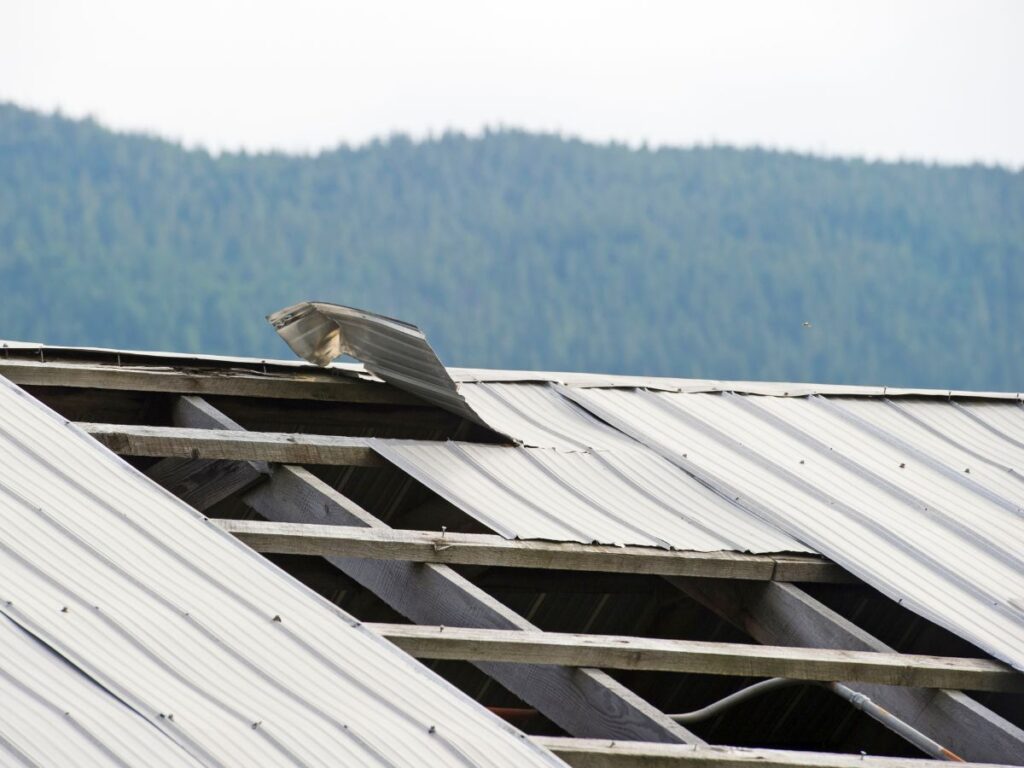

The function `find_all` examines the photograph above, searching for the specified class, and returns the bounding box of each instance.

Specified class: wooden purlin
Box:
[364,623,1024,693]
[215,518,852,583]
[79,422,384,466]
[531,737,1017,768]
[0,358,420,404]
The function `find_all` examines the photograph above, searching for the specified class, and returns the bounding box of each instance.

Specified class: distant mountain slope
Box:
[1,103,1022,389]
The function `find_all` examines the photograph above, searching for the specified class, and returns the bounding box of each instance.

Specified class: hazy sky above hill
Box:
[2,1,1021,165]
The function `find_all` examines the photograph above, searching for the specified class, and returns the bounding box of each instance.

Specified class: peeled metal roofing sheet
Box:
[267,302,484,423]
[373,440,808,553]
[563,387,1024,672]
[0,376,564,768]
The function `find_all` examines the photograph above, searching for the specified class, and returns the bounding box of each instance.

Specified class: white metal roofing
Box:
[562,387,1024,673]
[0,612,203,767]
[375,440,807,553]
[0,375,565,767]
[458,382,637,450]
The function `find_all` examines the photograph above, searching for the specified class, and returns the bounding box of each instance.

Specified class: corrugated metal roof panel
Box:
[0,375,564,767]
[267,302,485,423]
[373,440,808,553]
[562,387,1024,672]
[827,397,1024,509]
[890,398,1024,471]
[459,383,636,450]
[0,612,202,767]
[958,400,1024,446]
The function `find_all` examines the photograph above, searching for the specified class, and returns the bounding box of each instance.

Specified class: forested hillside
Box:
[1,103,1022,389]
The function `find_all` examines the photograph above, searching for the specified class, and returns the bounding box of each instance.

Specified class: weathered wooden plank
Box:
[78,422,384,466]
[0,358,421,404]
[173,395,698,744]
[215,518,852,582]
[148,456,266,510]
[672,578,1024,764]
[368,623,1024,692]
[532,737,1012,768]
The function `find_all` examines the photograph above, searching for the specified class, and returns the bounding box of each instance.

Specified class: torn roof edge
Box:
[2,335,1021,403]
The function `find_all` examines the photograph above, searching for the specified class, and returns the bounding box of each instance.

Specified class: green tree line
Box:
[1,103,1021,390]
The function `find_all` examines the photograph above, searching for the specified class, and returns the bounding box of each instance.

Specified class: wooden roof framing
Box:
[3,350,1023,766]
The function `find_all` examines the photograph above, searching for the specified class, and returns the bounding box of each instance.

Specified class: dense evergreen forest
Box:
[1,103,1022,389]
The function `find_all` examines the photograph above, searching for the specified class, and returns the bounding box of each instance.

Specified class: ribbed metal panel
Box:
[267,302,484,424]
[562,387,1024,672]
[0,612,203,767]
[459,383,636,450]
[0,376,564,767]
[373,440,807,553]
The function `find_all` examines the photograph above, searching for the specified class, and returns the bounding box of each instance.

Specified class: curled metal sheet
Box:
[268,302,486,425]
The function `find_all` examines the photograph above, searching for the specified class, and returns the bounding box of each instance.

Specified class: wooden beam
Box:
[215,518,853,583]
[171,395,698,745]
[146,398,270,510]
[531,737,1011,768]
[368,623,1023,692]
[0,358,421,404]
[78,422,384,466]
[672,578,1024,764]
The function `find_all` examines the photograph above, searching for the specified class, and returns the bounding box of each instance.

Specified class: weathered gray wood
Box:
[532,737,1013,768]
[672,578,1024,764]
[368,623,1024,692]
[78,422,384,466]
[147,458,265,510]
[145,398,271,510]
[0,358,421,404]
[215,518,852,582]
[173,395,698,744]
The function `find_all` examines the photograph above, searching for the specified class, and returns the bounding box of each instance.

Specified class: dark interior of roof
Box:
[16,369,1023,761]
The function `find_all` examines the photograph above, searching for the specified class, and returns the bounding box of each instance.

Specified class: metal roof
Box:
[563,387,1024,673]
[0,375,564,767]
[257,302,1024,674]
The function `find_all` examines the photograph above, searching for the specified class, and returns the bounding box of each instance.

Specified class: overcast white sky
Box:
[2,1,1022,165]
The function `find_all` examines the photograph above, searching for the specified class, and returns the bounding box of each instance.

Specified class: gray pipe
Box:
[668,678,805,724]
[669,678,965,762]
[827,682,964,762]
